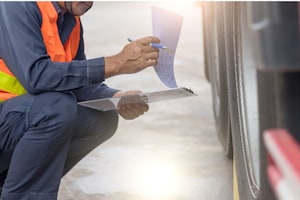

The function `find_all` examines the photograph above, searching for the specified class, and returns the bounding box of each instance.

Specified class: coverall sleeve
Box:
[72,21,119,101]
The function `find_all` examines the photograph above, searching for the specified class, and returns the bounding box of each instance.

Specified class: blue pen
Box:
[150,43,168,49]
[127,38,174,53]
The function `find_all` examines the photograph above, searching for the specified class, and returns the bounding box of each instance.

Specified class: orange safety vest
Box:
[0,1,81,102]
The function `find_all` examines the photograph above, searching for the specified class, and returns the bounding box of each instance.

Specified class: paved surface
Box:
[58,2,233,200]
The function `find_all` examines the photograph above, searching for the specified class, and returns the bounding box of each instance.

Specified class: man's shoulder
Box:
[0,2,40,15]
[0,1,37,8]
[0,2,41,22]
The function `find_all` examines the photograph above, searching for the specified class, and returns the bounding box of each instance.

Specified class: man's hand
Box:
[113,90,149,120]
[104,36,160,78]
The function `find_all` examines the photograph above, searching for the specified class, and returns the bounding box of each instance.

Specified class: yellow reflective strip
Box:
[0,71,27,95]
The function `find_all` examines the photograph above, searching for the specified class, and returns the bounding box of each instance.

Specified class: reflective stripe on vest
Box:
[0,1,81,101]
[0,60,26,99]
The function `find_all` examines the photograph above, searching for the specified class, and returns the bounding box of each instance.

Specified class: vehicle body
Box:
[201,2,300,200]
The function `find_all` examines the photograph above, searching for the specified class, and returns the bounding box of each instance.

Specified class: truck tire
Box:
[203,2,278,200]
[203,2,233,158]
[226,3,277,199]
[204,2,300,199]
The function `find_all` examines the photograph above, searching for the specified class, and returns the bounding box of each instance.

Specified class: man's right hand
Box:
[104,36,160,78]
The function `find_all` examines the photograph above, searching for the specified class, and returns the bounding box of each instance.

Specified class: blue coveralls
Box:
[0,2,119,199]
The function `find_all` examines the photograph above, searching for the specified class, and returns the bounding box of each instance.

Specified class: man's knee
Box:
[90,110,118,140]
[103,110,119,139]
[77,108,119,142]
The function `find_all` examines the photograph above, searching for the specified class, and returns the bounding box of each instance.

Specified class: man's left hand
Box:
[113,90,149,120]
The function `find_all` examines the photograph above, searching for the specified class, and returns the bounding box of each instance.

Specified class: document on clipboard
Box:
[152,6,183,88]
[78,88,196,111]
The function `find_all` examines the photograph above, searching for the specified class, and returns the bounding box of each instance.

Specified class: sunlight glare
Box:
[136,161,182,199]
[153,1,199,16]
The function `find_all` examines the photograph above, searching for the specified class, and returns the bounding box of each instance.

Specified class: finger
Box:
[143,45,159,53]
[125,104,146,116]
[119,109,135,120]
[138,36,160,45]
[141,104,149,112]
[131,104,149,116]
[145,59,158,66]
[144,51,159,60]
[133,103,148,111]
[120,105,139,119]
[128,105,144,116]
[119,103,149,120]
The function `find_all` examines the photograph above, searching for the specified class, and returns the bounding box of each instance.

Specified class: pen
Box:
[150,43,169,50]
[127,38,174,53]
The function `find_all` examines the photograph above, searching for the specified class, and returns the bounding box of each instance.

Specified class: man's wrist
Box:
[113,91,123,97]
[104,55,124,78]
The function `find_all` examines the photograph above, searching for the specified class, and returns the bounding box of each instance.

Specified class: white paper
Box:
[152,6,183,88]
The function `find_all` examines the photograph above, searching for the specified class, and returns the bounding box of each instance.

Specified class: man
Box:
[0,2,160,199]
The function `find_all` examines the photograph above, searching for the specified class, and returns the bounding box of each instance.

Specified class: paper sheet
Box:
[78,88,196,111]
[152,6,184,88]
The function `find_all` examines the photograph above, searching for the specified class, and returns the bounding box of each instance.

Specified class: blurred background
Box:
[58,2,233,200]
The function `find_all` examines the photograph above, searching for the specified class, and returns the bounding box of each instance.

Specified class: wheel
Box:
[227,2,275,199]
[202,2,233,158]
[204,2,300,199]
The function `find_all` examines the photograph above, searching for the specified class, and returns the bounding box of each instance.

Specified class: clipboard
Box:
[78,87,196,111]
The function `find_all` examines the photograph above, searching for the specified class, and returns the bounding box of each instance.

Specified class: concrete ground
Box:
[58,2,233,200]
